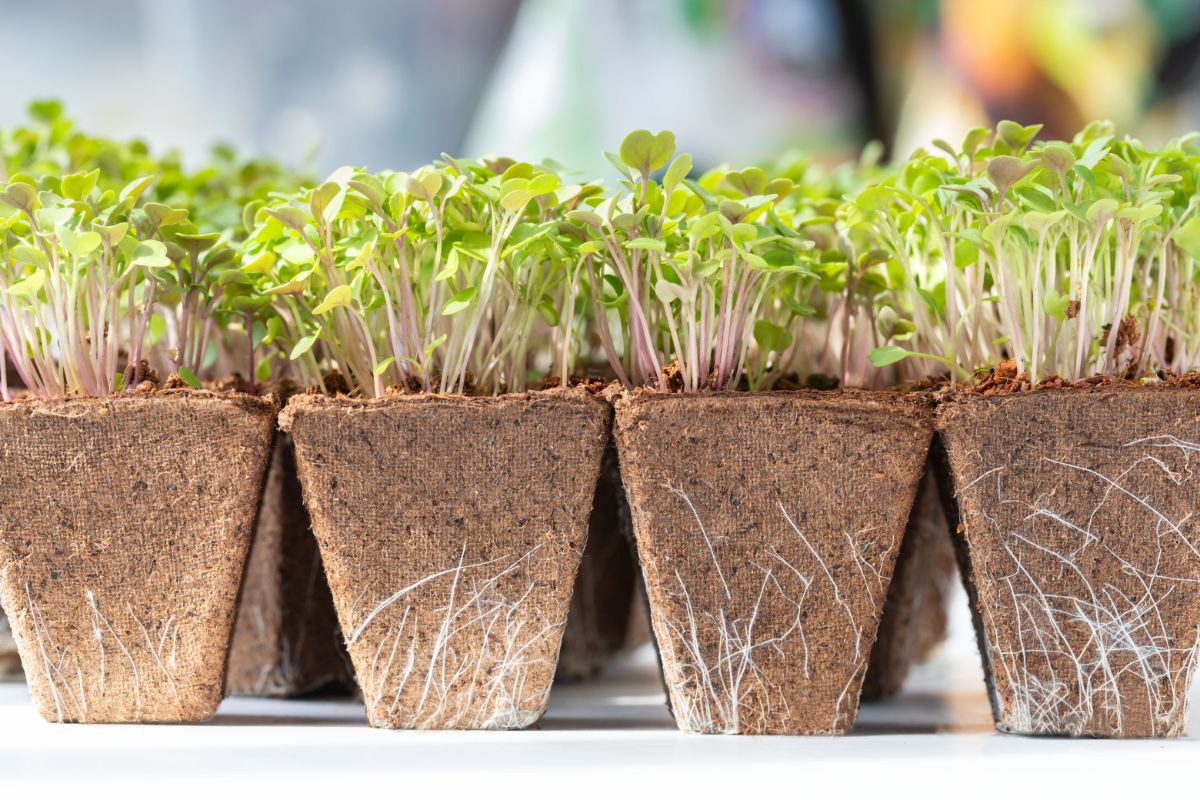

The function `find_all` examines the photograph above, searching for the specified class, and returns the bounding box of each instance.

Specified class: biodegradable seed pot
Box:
[0,390,275,723]
[614,390,932,735]
[227,434,353,697]
[862,470,955,699]
[556,440,639,682]
[937,385,1200,738]
[281,386,610,730]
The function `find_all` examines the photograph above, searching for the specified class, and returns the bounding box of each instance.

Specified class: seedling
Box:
[570,130,816,391]
[0,102,307,397]
[0,172,181,398]
[249,158,598,397]
[853,121,1200,383]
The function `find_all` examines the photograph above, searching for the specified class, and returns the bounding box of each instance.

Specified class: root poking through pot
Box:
[938,387,1200,737]
[615,390,931,734]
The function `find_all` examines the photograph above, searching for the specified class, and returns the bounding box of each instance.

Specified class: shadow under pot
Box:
[281,387,610,730]
[0,391,275,723]
[937,385,1200,738]
[613,390,932,735]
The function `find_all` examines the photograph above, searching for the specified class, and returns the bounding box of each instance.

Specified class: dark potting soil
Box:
[614,388,932,734]
[937,383,1200,737]
[280,387,610,729]
[0,390,275,722]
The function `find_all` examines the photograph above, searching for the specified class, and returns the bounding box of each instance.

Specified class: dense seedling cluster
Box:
[2,106,1200,401]
[851,121,1200,384]
[570,131,816,392]
[0,103,304,399]
[0,172,180,397]
[245,158,598,397]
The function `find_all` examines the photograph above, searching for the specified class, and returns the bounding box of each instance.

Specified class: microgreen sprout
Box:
[0,171,176,398]
[0,101,307,398]
[249,157,598,397]
[854,121,1200,384]
[571,130,817,392]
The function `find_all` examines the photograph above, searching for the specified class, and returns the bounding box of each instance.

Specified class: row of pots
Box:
[1,383,1197,736]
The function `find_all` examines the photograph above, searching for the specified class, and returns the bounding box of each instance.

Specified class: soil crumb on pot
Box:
[281,387,609,729]
[614,390,932,734]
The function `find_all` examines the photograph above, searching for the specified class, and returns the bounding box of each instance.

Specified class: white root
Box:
[959,435,1200,736]
[16,586,184,721]
[351,541,562,729]
[649,484,886,734]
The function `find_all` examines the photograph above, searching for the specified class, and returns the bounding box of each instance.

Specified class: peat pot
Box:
[0,391,275,722]
[227,433,353,697]
[280,387,609,729]
[937,385,1200,738]
[613,390,932,734]
[556,438,639,682]
[862,470,956,699]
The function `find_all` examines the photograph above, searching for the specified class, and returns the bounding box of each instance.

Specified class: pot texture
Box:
[862,470,955,699]
[281,387,609,729]
[227,434,352,697]
[937,386,1200,737]
[0,391,274,722]
[556,439,638,682]
[614,390,932,734]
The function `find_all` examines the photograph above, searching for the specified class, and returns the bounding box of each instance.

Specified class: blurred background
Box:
[4,0,1200,178]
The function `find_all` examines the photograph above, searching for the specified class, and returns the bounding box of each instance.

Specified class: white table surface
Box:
[1,591,1196,798]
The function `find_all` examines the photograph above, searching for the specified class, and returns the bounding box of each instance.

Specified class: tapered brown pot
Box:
[937,386,1200,737]
[226,434,353,696]
[0,391,275,722]
[614,390,932,734]
[862,470,955,699]
[281,387,610,729]
[556,439,638,681]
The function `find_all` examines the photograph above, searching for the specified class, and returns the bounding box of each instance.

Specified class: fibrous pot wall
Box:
[0,392,275,722]
[0,609,20,680]
[283,387,609,730]
[938,387,1200,737]
[614,391,932,734]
